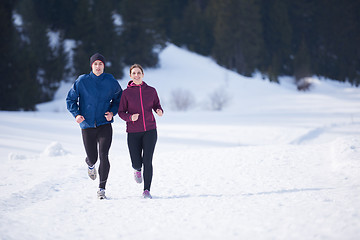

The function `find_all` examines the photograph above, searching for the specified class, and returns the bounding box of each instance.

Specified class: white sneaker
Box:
[134,170,142,184]
[97,188,106,200]
[88,165,97,180]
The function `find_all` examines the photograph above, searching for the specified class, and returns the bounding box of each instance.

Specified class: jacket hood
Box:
[127,80,146,88]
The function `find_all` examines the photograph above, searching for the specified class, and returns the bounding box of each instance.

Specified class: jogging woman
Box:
[118,64,163,199]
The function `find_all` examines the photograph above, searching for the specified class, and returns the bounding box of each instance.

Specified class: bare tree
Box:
[170,88,195,111]
[209,88,231,111]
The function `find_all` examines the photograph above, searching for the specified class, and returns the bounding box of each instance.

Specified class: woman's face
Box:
[92,60,104,76]
[130,67,144,85]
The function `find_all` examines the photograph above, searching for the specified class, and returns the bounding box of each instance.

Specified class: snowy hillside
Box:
[1,44,360,240]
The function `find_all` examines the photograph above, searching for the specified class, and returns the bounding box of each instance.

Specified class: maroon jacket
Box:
[118,81,163,133]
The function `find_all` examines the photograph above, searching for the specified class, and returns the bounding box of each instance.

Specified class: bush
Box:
[209,88,231,111]
[296,77,312,91]
[170,88,195,111]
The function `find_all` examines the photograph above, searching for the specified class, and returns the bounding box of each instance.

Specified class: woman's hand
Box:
[156,109,163,116]
[131,113,140,121]
[76,115,85,123]
[105,112,113,121]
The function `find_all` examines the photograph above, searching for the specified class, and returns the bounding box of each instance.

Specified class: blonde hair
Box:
[129,64,144,74]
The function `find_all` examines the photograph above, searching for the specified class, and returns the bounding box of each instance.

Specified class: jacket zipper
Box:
[139,85,146,131]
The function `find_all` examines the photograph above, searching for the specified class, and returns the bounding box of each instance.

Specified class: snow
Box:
[1,44,360,240]
[47,30,61,51]
[12,11,23,28]
[63,39,77,77]
[112,12,123,27]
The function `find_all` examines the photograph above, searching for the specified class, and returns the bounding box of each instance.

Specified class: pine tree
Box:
[16,0,66,103]
[210,0,263,76]
[260,0,292,82]
[120,0,166,68]
[0,0,21,110]
[32,0,77,35]
[315,0,360,85]
[93,0,123,78]
[71,0,124,78]
[155,0,189,41]
[171,0,213,56]
[71,0,97,76]
[0,0,40,110]
[288,0,316,84]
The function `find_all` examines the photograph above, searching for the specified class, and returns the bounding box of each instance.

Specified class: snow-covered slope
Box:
[1,44,360,240]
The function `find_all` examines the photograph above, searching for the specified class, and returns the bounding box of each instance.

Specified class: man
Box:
[66,53,122,199]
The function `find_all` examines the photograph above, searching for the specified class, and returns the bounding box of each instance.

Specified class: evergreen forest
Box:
[1,0,359,110]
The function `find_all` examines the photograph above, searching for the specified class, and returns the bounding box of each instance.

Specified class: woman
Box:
[66,53,122,199]
[118,64,163,199]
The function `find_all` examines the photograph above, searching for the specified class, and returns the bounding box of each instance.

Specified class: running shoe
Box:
[88,165,97,180]
[97,188,106,200]
[143,190,152,199]
[134,170,142,183]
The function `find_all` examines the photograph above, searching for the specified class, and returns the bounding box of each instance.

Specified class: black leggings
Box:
[82,123,112,189]
[127,129,157,191]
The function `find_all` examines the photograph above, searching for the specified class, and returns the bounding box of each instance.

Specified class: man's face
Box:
[92,60,104,76]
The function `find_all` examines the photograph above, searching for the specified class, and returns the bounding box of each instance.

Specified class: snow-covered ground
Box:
[1,44,360,239]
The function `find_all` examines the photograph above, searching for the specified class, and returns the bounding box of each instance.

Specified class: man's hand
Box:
[76,115,85,123]
[105,112,113,121]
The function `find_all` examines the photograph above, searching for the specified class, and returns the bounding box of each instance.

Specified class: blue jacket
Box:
[66,72,122,129]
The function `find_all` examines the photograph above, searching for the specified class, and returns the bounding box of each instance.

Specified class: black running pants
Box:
[82,123,112,189]
[127,129,157,191]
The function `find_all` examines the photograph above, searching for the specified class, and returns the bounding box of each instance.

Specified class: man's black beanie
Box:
[90,53,106,67]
